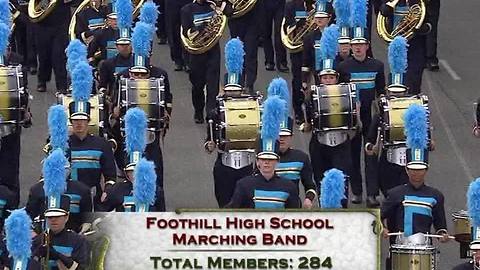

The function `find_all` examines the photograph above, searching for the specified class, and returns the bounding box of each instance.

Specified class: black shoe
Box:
[366,196,380,208]
[265,63,275,71]
[30,67,37,75]
[351,195,362,204]
[194,112,204,124]
[157,37,167,44]
[174,63,184,71]
[277,62,289,73]
[426,61,440,71]
[36,85,46,92]
[184,65,191,73]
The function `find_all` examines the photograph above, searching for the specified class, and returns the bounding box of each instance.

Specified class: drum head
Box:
[383,97,427,144]
[314,84,357,131]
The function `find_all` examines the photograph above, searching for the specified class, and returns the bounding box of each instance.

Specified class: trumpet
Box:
[41,229,51,270]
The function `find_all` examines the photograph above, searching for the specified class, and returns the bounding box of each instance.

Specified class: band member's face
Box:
[351,43,369,58]
[320,74,338,85]
[116,44,132,57]
[474,250,480,264]
[71,119,89,135]
[47,215,68,233]
[338,44,351,55]
[130,72,149,79]
[256,158,277,175]
[279,135,292,152]
[107,18,117,28]
[314,17,330,29]
[406,168,427,184]
[126,170,134,182]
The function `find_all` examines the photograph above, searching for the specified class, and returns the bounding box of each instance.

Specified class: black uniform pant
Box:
[213,158,253,208]
[228,9,259,90]
[378,154,408,197]
[426,0,440,64]
[0,132,21,207]
[35,23,68,90]
[309,137,351,208]
[262,0,287,66]
[406,35,426,95]
[154,0,167,39]
[350,133,379,197]
[12,20,37,69]
[165,0,190,65]
[290,52,303,119]
[189,45,220,116]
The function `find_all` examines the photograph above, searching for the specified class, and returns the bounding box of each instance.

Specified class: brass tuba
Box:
[231,0,257,18]
[180,2,227,55]
[28,0,58,22]
[280,9,317,53]
[10,2,20,32]
[377,0,427,43]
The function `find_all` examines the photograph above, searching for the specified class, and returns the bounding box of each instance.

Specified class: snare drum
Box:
[380,95,429,145]
[217,97,261,151]
[57,94,105,136]
[119,78,165,131]
[452,210,471,243]
[0,66,28,124]
[390,244,437,270]
[312,83,358,131]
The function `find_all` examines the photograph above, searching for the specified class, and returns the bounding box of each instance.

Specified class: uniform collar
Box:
[407,181,426,190]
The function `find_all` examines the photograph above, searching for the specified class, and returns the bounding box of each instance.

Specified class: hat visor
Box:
[279,130,293,136]
[256,152,279,160]
[350,38,369,44]
[129,66,149,74]
[319,69,338,76]
[406,162,429,170]
[338,37,351,44]
[107,13,117,19]
[314,12,330,18]
[124,163,136,171]
[224,84,243,92]
[387,84,408,93]
[116,39,131,45]
[471,243,480,250]
[70,113,90,121]
[45,209,68,217]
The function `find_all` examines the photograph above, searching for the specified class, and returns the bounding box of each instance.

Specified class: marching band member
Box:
[87,3,120,66]
[301,0,333,87]
[381,104,449,269]
[31,194,89,270]
[27,105,92,232]
[204,38,255,208]
[283,0,316,125]
[101,108,165,212]
[227,95,300,209]
[303,24,354,208]
[333,0,351,62]
[337,0,385,206]
[269,78,316,208]
[73,0,108,44]
[261,0,288,72]
[165,0,191,71]
[320,168,346,209]
[180,0,233,124]
[0,8,32,207]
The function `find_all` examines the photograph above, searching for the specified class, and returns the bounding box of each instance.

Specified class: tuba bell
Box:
[180,2,227,55]
[28,0,58,22]
[280,9,317,53]
[230,0,257,18]
[377,0,427,43]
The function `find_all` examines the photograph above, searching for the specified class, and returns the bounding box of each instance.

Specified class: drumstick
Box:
[208,119,214,143]
[387,232,403,236]
[426,234,456,240]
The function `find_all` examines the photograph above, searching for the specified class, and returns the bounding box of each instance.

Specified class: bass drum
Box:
[57,94,105,137]
[217,96,261,151]
[118,77,165,132]
[380,95,429,146]
[312,83,358,132]
[0,66,29,124]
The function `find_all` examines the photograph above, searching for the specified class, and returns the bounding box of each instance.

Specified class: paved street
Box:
[16,0,479,268]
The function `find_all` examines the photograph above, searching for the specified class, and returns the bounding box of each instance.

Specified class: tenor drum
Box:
[217,97,261,150]
[119,78,165,131]
[390,244,437,270]
[452,210,471,243]
[57,94,105,136]
[380,95,429,145]
[312,83,358,131]
[0,66,29,124]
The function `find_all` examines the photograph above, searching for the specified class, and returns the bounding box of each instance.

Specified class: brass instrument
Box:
[41,229,51,270]
[377,0,427,43]
[28,0,59,22]
[280,9,317,53]
[10,2,20,32]
[180,2,227,55]
[231,0,257,18]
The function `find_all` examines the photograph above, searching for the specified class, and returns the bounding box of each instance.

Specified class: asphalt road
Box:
[16,0,479,268]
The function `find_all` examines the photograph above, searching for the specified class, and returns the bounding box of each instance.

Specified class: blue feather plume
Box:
[116,0,133,29]
[225,38,244,74]
[5,209,32,260]
[261,96,286,141]
[48,105,69,151]
[66,39,88,74]
[125,108,147,155]
[320,168,345,208]
[468,178,480,227]
[0,0,11,27]
[320,24,340,59]
[0,22,10,57]
[388,36,408,74]
[71,61,93,102]
[42,149,67,197]
[132,22,154,57]
[267,77,290,108]
[133,158,156,206]
[350,0,367,28]
[139,1,159,27]
[334,0,351,28]
[404,104,428,149]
